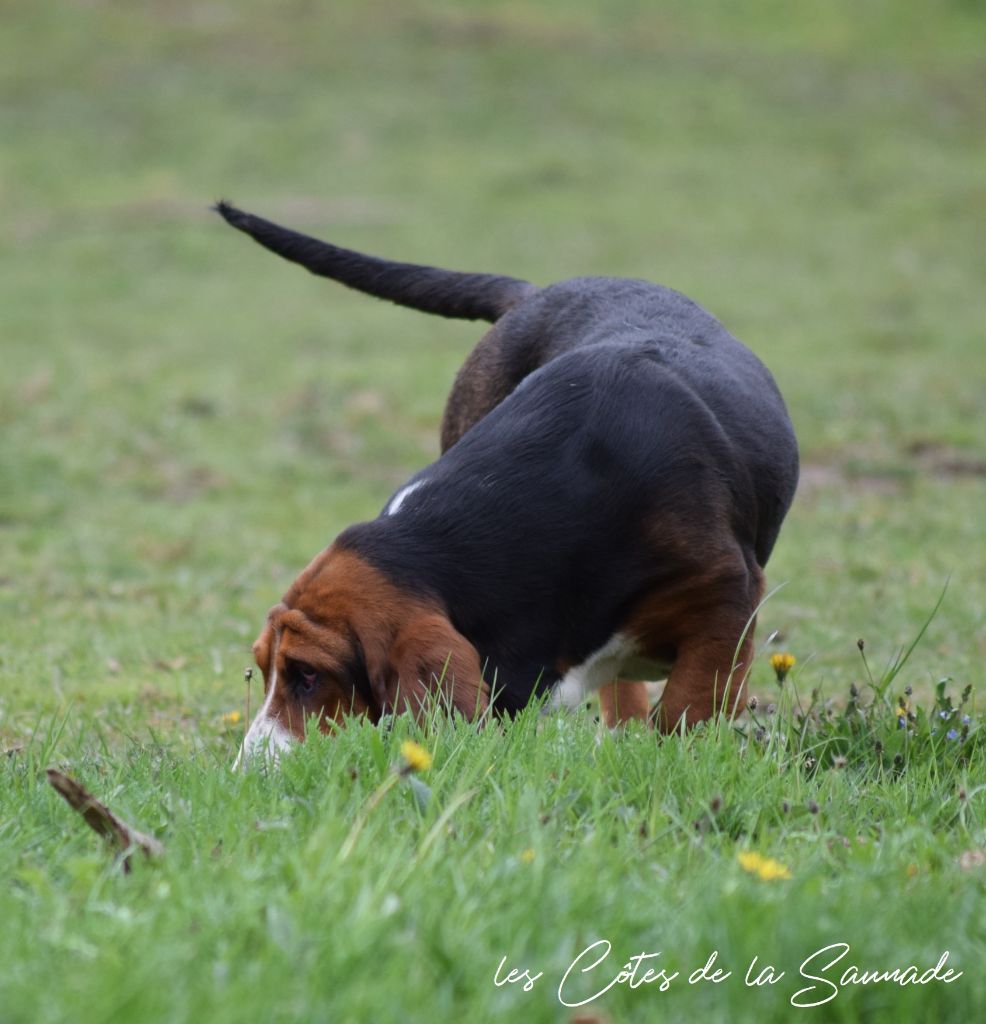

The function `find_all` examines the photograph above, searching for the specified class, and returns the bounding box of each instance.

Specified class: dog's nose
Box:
[232,713,296,771]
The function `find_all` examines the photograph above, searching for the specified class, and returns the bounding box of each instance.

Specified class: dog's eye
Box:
[290,662,322,698]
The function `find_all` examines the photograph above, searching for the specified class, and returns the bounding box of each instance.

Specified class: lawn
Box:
[1,1,984,1021]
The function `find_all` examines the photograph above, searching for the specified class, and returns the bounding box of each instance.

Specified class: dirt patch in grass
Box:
[800,442,986,494]
[904,440,986,478]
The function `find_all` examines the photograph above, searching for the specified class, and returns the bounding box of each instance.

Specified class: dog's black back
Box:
[468,277,799,566]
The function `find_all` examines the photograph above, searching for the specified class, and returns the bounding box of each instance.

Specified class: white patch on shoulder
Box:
[548,634,668,712]
[233,667,297,770]
[385,479,425,516]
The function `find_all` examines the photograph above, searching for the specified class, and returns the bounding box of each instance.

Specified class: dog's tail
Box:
[214,201,536,323]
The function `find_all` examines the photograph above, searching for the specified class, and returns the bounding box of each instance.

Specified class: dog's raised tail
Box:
[214,201,536,323]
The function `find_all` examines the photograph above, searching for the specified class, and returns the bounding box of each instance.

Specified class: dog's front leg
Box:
[597,680,651,729]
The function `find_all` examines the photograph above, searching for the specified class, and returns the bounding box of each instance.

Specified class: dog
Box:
[216,202,799,762]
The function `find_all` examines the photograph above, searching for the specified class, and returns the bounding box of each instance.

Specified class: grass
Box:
[1,1,985,1021]
[3,679,984,1023]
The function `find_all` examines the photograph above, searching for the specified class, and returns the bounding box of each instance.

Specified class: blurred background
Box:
[2,0,984,742]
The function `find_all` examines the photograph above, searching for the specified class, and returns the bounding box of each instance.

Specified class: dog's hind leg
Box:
[652,617,755,732]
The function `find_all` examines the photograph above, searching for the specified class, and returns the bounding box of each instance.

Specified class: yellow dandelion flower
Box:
[222,710,242,725]
[738,850,792,881]
[399,740,433,773]
[770,652,796,683]
[520,848,536,864]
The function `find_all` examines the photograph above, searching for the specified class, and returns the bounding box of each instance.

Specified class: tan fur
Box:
[597,680,651,728]
[253,547,488,740]
[621,551,764,732]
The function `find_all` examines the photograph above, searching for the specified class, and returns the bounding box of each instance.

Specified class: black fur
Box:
[215,201,535,322]
[438,277,797,564]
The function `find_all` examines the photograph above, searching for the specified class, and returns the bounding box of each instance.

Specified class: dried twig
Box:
[45,768,164,872]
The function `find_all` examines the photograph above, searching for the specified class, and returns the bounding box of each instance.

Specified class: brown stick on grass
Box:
[45,768,164,872]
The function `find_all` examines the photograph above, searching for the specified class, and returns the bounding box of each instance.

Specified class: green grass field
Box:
[2,2,985,1021]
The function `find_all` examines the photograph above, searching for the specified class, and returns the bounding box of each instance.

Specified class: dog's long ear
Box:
[252,622,274,682]
[252,603,286,686]
[374,612,488,720]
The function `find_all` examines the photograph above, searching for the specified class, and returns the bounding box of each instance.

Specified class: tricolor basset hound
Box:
[216,203,799,763]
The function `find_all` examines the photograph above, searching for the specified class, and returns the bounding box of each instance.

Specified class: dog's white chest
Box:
[547,634,667,711]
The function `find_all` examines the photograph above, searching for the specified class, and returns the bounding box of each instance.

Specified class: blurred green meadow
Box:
[1,1,985,1022]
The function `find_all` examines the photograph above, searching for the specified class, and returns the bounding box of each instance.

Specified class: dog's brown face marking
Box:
[237,547,488,765]
[252,602,378,740]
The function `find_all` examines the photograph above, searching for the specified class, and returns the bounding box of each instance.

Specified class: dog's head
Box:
[235,546,488,766]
